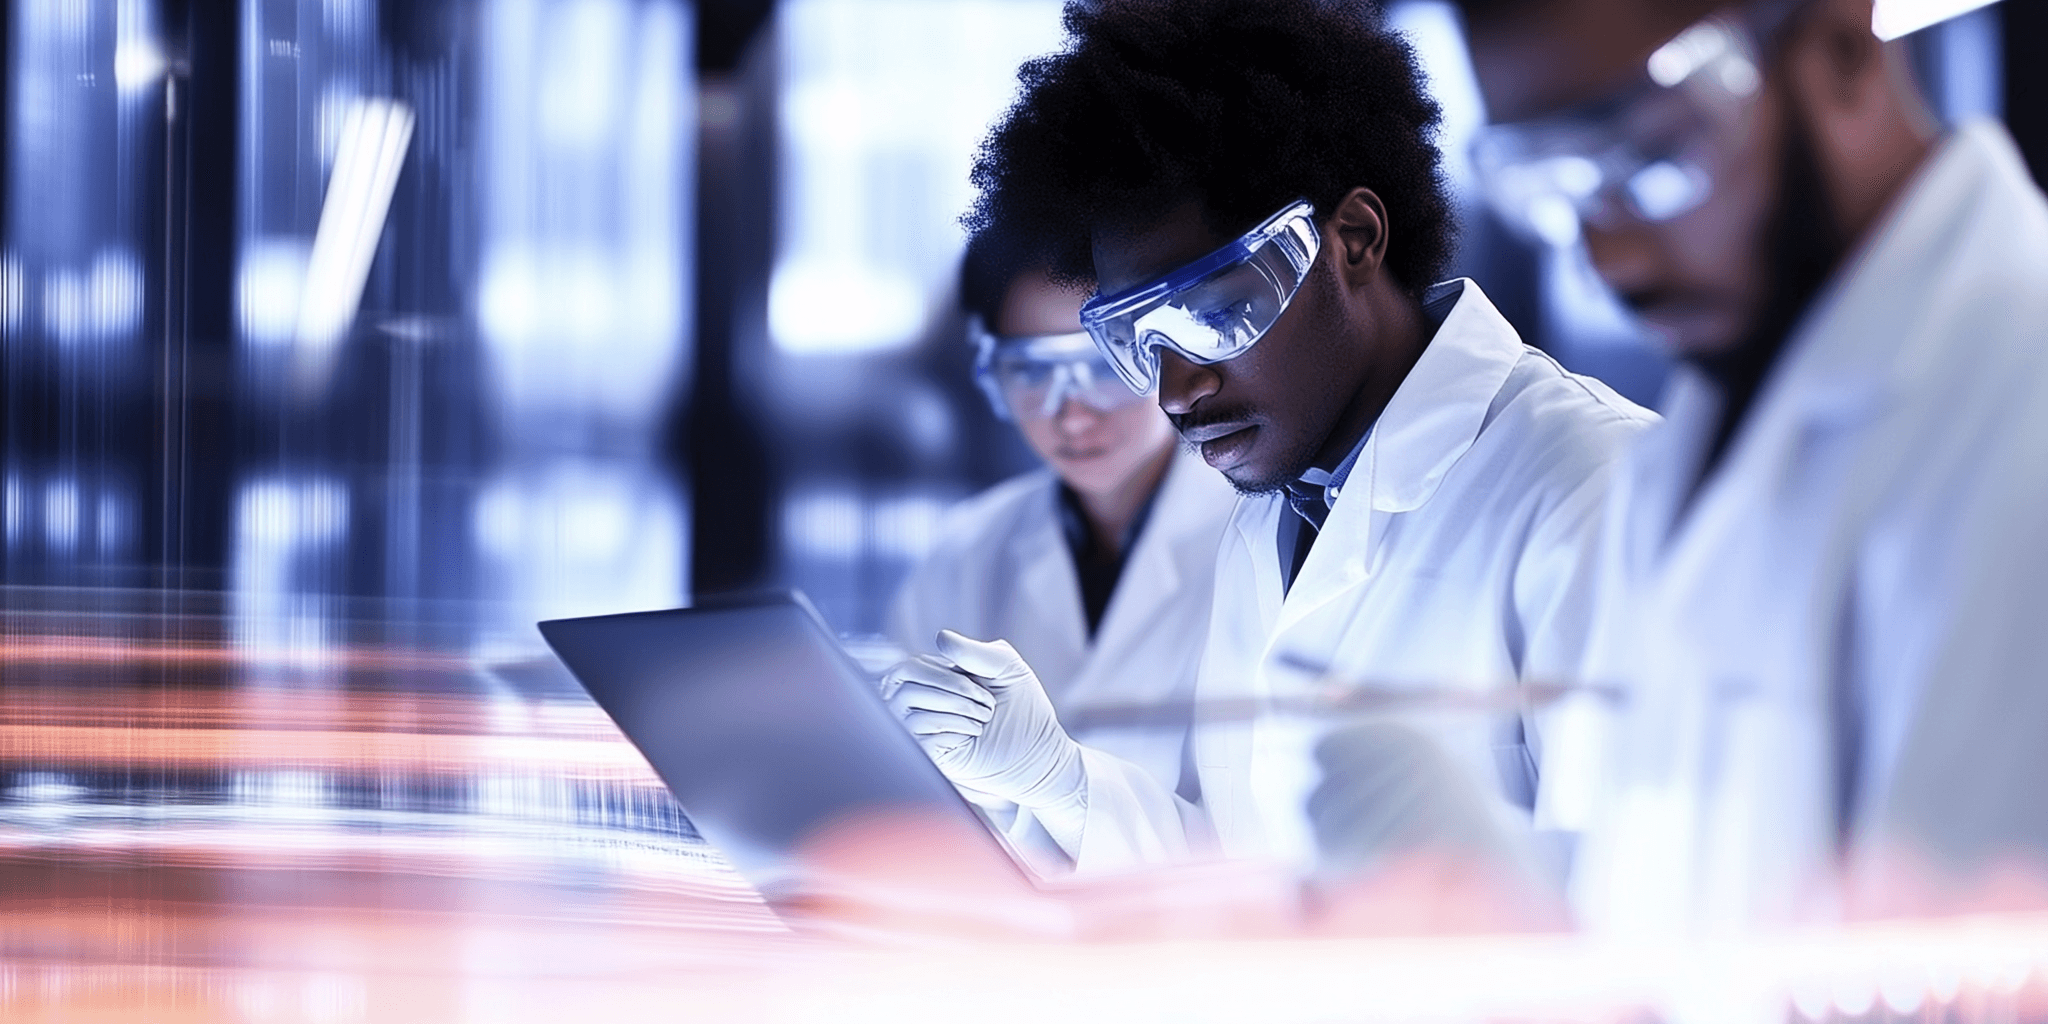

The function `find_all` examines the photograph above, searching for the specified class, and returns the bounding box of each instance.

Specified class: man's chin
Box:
[1198,437,1321,497]
[1219,463,1293,497]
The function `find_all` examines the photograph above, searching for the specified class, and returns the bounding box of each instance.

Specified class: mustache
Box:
[1619,287,1717,315]
[1167,406,1258,435]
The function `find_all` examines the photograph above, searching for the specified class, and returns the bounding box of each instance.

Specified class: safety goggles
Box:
[970,320,1149,422]
[1470,3,1801,246]
[1079,198,1321,396]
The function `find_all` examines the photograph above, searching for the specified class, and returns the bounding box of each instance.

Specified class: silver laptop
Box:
[538,592,1034,902]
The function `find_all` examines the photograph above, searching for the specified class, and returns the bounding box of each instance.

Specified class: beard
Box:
[1690,114,1851,468]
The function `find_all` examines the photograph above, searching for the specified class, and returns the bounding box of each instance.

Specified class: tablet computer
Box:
[538,592,1033,901]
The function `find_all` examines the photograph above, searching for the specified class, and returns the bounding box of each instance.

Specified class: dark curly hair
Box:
[967,0,1454,299]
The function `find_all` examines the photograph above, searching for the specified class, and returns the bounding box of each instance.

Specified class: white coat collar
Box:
[1358,279,1526,514]
[1627,121,2043,566]
[1254,280,1527,626]
[1006,446,1226,647]
[1106,445,1216,602]
[1761,121,2038,429]
[1004,472,1091,656]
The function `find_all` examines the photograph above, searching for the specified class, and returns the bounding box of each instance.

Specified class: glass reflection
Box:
[3,0,164,589]
[224,0,692,655]
[761,0,1061,633]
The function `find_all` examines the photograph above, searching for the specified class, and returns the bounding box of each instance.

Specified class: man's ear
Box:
[1329,187,1390,289]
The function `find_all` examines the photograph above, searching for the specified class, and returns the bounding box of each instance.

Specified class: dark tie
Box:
[1278,481,1328,594]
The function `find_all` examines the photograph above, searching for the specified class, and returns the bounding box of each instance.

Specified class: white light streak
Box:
[537,0,630,150]
[1719,55,1762,97]
[236,237,311,345]
[292,96,415,399]
[237,477,351,549]
[785,489,864,560]
[1647,20,1734,88]
[230,476,352,666]
[1874,0,2002,41]
[41,249,144,345]
[3,476,21,549]
[871,493,946,560]
[0,254,21,332]
[1627,160,1710,221]
[233,770,332,809]
[1528,195,1582,248]
[10,772,84,804]
[114,0,163,96]
[770,0,1067,355]
[42,478,80,554]
[769,260,926,355]
[96,490,129,555]
[469,463,687,624]
[112,42,165,93]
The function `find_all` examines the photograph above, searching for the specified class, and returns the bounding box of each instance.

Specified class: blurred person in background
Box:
[884,0,1657,885]
[886,233,1239,873]
[1456,0,2048,933]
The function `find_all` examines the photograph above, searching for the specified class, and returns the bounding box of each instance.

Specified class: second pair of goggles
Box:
[971,319,1147,422]
[1469,4,1796,245]
[1079,198,1321,396]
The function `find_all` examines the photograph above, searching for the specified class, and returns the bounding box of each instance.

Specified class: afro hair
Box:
[967,0,1455,299]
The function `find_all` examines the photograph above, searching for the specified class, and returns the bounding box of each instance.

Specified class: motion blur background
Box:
[2,0,2039,644]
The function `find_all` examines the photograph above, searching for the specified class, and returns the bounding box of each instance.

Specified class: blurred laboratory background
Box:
[3,0,2039,643]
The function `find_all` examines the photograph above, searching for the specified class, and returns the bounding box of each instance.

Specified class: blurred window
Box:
[769,0,1066,356]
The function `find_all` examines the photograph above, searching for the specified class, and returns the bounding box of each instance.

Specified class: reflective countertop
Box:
[6,588,2048,1024]
[0,587,794,1021]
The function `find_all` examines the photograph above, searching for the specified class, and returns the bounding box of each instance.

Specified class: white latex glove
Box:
[877,630,1086,814]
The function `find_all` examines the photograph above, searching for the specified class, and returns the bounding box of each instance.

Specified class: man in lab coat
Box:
[888,236,1238,872]
[882,0,1656,878]
[1455,0,2048,932]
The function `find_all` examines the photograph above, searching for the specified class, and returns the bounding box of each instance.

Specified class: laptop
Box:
[537,592,1038,903]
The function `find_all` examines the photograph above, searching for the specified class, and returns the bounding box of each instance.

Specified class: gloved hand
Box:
[877,630,1085,813]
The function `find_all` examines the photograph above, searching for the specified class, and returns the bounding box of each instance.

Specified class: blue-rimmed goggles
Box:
[1079,198,1321,396]
[970,319,1148,422]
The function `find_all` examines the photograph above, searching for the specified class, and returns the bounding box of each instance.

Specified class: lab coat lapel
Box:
[1766,121,2020,427]
[1647,124,2021,583]
[1062,450,1210,707]
[1006,484,1090,703]
[1272,281,1525,636]
[1197,495,1282,847]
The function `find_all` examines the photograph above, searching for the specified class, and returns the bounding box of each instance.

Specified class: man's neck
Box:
[1310,287,1430,474]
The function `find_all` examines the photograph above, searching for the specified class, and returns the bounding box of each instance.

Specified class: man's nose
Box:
[1156,349,1220,416]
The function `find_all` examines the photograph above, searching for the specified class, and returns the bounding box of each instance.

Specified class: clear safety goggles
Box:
[971,321,1149,422]
[1079,198,1321,396]
[1469,4,1798,246]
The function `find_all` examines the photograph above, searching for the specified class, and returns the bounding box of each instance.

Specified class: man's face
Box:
[1581,88,1786,356]
[1092,200,1372,494]
[1468,0,1787,357]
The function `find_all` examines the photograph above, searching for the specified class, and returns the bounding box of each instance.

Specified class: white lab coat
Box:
[889,446,1240,866]
[1071,280,1658,872]
[1569,122,2048,938]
